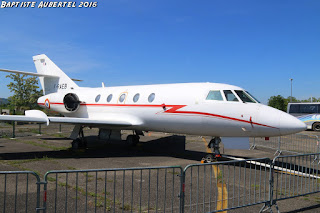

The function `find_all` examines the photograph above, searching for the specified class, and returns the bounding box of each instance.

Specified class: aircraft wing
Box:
[0,115,48,123]
[48,117,132,127]
[0,110,49,125]
[0,110,135,127]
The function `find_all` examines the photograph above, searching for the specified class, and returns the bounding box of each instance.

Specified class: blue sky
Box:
[0,0,319,104]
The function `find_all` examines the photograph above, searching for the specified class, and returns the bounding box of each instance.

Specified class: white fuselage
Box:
[38,82,306,137]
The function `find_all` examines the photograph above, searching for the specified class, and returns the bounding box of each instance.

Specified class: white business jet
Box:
[0,54,306,158]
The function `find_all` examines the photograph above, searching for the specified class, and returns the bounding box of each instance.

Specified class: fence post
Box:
[250,137,256,150]
[38,124,41,136]
[58,124,62,133]
[35,180,47,213]
[313,136,320,164]
[179,171,185,213]
[11,121,15,139]
[259,159,278,212]
[11,109,16,139]
[274,137,282,156]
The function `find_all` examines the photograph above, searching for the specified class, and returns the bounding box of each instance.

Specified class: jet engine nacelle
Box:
[38,92,81,114]
[63,93,80,112]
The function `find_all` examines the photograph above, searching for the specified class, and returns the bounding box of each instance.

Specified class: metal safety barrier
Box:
[250,134,320,155]
[261,153,320,212]
[183,158,272,213]
[0,171,42,212]
[2,154,320,212]
[43,166,183,213]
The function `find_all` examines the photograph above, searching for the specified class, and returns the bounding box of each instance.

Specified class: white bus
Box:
[287,102,320,131]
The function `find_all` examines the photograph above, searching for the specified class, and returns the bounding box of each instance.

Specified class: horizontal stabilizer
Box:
[0,68,82,81]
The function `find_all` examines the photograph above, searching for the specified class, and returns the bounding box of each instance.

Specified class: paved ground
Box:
[0,123,320,212]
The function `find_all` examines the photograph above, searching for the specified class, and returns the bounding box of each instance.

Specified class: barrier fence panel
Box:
[272,153,320,205]
[3,154,320,212]
[249,137,280,152]
[0,171,41,213]
[43,166,183,213]
[250,134,320,155]
[279,134,320,154]
[183,158,271,213]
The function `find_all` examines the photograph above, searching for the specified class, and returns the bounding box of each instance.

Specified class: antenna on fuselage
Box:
[102,82,105,88]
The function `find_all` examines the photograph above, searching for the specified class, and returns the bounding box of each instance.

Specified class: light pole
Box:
[289,78,293,102]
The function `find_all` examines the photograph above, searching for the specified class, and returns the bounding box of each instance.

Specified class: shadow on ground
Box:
[0,135,213,162]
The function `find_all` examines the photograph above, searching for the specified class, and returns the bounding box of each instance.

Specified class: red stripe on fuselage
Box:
[38,102,278,129]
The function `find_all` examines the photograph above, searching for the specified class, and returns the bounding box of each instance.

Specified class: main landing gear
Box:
[126,130,143,146]
[71,126,87,150]
[203,137,222,163]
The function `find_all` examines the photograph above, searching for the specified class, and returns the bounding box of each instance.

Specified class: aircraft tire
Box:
[72,139,80,150]
[312,122,320,131]
[204,153,215,163]
[126,135,140,146]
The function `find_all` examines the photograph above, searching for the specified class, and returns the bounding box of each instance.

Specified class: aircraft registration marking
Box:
[53,83,68,89]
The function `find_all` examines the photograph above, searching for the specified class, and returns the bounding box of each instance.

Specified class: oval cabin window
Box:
[133,93,140,103]
[119,94,126,103]
[95,94,101,102]
[107,94,113,102]
[148,93,155,103]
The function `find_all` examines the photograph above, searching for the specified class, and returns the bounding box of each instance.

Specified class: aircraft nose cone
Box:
[279,112,307,135]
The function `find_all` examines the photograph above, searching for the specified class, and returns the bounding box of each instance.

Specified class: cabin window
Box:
[234,90,255,103]
[119,94,126,103]
[148,93,155,103]
[95,94,101,102]
[107,94,113,102]
[133,93,140,102]
[206,90,223,101]
[223,90,239,102]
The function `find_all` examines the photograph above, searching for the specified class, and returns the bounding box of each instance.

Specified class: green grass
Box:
[88,192,98,197]
[20,140,70,151]
[30,129,40,134]
[47,176,56,182]
[120,204,132,211]
[5,156,53,165]
[167,170,180,175]
[58,182,72,188]
[51,133,64,138]
[67,166,77,170]
[251,184,260,190]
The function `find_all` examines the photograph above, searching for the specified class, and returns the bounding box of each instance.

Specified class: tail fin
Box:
[33,54,78,95]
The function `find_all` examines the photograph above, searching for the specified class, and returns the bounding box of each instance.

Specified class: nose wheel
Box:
[202,137,222,163]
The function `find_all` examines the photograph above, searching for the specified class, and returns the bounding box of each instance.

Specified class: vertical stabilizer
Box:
[33,54,78,95]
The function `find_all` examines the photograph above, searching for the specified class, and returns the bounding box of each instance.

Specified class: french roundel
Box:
[45,99,50,109]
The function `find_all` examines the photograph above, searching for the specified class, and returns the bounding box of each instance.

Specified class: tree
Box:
[6,74,42,111]
[268,95,286,111]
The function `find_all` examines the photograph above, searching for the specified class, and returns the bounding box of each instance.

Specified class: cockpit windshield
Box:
[223,90,239,102]
[206,90,224,101]
[235,90,255,103]
[245,91,260,103]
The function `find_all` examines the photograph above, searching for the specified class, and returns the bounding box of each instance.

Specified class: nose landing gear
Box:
[202,137,222,163]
